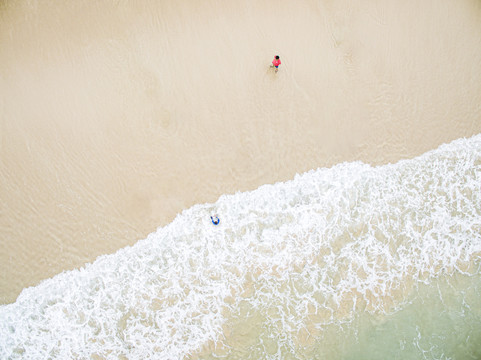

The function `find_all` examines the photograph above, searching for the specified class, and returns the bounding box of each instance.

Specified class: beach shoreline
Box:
[1,0,481,304]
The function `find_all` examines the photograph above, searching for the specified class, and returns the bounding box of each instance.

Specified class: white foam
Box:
[1,135,481,359]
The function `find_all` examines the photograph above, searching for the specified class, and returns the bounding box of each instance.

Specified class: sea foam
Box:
[1,135,481,359]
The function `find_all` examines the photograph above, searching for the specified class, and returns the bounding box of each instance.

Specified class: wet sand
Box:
[1,0,481,304]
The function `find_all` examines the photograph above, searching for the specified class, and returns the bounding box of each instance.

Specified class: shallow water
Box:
[1,135,480,359]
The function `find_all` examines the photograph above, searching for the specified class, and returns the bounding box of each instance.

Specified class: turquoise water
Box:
[342,272,481,360]
[1,135,480,359]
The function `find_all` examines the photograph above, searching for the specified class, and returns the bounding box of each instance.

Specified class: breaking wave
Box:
[1,135,481,359]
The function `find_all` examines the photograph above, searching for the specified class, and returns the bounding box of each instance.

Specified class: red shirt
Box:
[272,58,281,67]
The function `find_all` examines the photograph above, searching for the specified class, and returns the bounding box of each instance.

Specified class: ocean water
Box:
[1,135,481,360]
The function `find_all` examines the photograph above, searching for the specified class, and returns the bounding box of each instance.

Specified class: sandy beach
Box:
[1,0,480,305]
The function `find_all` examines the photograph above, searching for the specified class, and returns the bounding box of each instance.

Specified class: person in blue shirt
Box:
[211,215,220,225]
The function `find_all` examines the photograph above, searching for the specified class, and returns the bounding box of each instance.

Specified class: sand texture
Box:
[1,0,481,303]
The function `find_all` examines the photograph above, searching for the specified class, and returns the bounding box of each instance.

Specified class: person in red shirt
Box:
[272,55,281,73]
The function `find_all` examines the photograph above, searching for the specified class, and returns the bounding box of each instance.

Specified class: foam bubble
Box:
[1,135,481,359]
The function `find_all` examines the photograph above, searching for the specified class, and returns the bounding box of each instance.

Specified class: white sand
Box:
[1,0,480,304]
